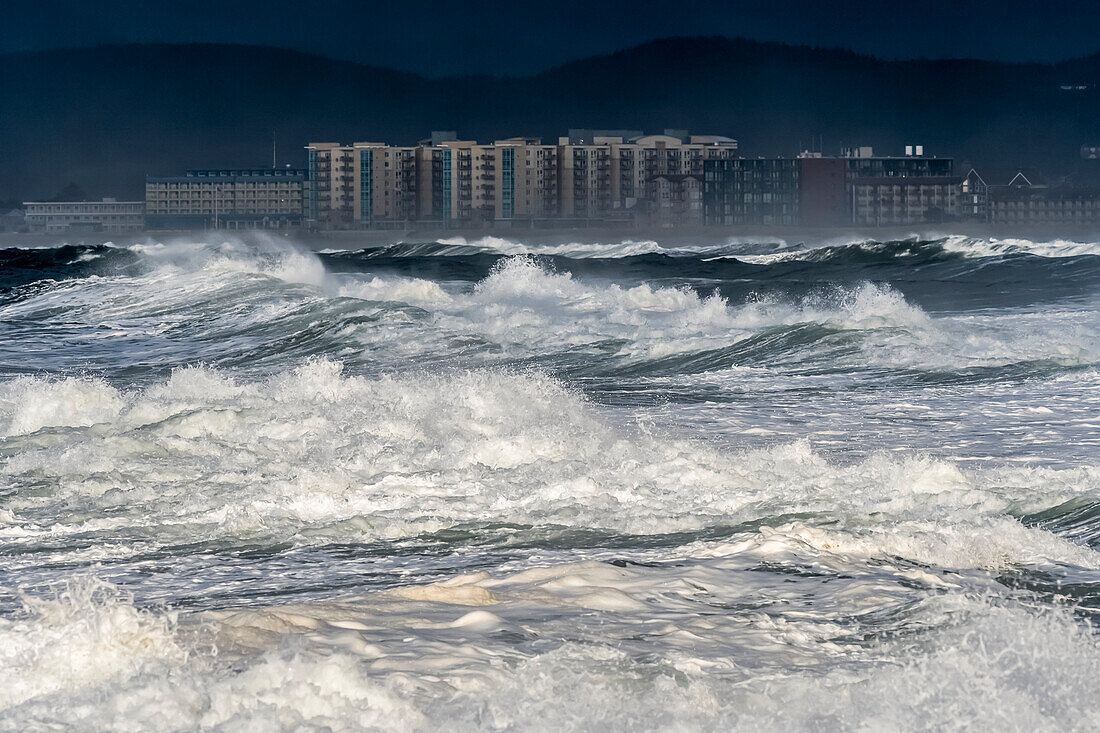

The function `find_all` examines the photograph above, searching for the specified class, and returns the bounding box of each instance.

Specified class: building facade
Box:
[797,156,848,226]
[305,143,355,228]
[989,185,1100,224]
[145,169,306,230]
[703,147,957,226]
[646,174,703,226]
[703,158,800,225]
[306,130,735,229]
[0,208,25,232]
[961,169,989,220]
[849,177,959,225]
[352,143,418,228]
[23,199,144,233]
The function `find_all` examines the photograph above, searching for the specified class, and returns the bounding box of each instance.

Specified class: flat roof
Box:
[23,200,143,205]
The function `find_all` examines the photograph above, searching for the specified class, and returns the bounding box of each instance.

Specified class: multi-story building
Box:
[703,147,957,226]
[646,174,703,226]
[989,184,1100,224]
[145,169,306,230]
[961,169,989,220]
[473,137,560,223]
[508,138,560,221]
[418,138,477,225]
[305,143,355,228]
[557,141,612,220]
[849,177,959,225]
[23,198,144,233]
[703,158,800,225]
[833,147,956,225]
[352,143,418,228]
[305,130,736,228]
[564,132,737,216]
[844,146,959,225]
[797,154,848,226]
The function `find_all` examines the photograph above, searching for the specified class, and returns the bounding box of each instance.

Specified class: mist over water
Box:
[1,233,1098,730]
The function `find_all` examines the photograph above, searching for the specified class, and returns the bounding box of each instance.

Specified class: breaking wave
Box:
[2,232,1099,730]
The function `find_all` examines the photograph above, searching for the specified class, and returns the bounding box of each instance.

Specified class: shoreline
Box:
[4,222,1100,251]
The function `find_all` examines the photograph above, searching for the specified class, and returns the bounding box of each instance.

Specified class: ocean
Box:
[0,233,1098,730]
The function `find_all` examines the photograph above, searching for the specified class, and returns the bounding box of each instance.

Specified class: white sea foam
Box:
[3,233,1100,730]
[1,362,1097,577]
[4,538,1099,731]
[4,239,1094,374]
[338,256,1099,369]
[734,233,1100,263]
[434,234,808,259]
[130,234,327,286]
[437,235,670,258]
[941,235,1100,259]
[0,577,184,711]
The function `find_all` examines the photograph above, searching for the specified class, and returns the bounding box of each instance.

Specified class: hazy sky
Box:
[5,0,1099,76]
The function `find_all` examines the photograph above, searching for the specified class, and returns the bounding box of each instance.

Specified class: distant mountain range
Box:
[3,37,1100,200]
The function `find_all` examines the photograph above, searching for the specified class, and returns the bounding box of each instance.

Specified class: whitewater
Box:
[0,232,1098,731]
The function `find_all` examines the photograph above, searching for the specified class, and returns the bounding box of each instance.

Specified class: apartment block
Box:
[305,143,355,228]
[703,158,800,225]
[305,130,735,229]
[557,142,612,220]
[704,147,958,226]
[508,138,560,219]
[646,174,703,226]
[24,198,144,233]
[564,131,738,217]
[797,155,848,226]
[353,143,419,228]
[844,147,959,225]
[145,169,305,230]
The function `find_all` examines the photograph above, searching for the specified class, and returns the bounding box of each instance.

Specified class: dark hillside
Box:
[3,38,1100,199]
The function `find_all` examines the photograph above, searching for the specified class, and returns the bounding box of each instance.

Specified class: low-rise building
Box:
[0,208,25,232]
[23,199,144,233]
[145,169,306,230]
[989,184,1100,224]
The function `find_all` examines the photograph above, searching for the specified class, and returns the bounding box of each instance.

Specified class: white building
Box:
[23,198,144,233]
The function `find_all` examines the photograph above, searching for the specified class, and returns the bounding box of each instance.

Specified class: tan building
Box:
[561,132,737,219]
[352,143,418,228]
[557,141,612,220]
[24,198,144,233]
[305,142,355,228]
[305,130,736,228]
[507,138,560,220]
[145,169,305,230]
[646,174,703,226]
[414,139,477,224]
